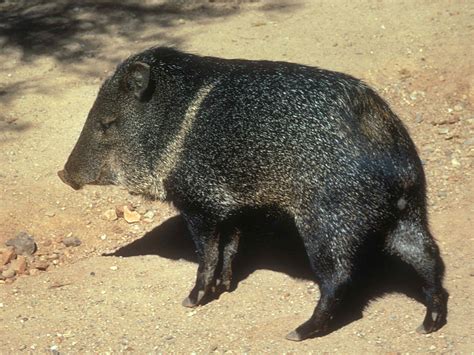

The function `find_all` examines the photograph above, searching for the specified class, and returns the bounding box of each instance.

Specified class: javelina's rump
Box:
[59,47,447,341]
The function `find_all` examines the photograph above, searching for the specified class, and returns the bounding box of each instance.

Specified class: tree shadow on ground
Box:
[0,0,300,64]
[108,214,430,335]
[0,0,300,107]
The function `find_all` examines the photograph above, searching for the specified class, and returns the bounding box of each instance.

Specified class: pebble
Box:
[6,232,37,255]
[63,236,82,247]
[102,209,118,221]
[47,253,60,260]
[2,268,16,279]
[143,210,155,220]
[33,260,50,271]
[0,247,16,266]
[453,104,463,112]
[429,345,436,350]
[28,268,39,276]
[451,158,461,168]
[463,137,474,146]
[410,91,423,101]
[45,211,56,217]
[123,206,141,223]
[10,255,27,274]
[437,191,448,199]
[115,205,127,218]
[110,266,118,271]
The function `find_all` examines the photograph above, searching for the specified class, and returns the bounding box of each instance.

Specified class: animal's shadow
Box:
[107,215,428,335]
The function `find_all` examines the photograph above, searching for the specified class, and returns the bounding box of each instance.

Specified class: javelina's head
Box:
[59,60,159,194]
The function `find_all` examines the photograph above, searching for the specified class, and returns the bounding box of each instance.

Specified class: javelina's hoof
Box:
[416,324,429,334]
[182,289,206,308]
[182,296,198,308]
[416,311,445,334]
[285,330,304,342]
[213,278,231,294]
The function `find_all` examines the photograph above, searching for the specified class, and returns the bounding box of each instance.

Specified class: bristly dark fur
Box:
[59,47,448,341]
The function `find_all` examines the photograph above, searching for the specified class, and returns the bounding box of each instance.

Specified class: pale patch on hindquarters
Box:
[397,197,407,210]
[148,81,218,200]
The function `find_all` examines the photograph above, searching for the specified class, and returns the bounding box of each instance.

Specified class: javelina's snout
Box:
[57,169,82,190]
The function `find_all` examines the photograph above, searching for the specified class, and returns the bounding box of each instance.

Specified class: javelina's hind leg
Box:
[286,216,354,341]
[181,213,219,308]
[385,217,448,333]
[286,278,350,341]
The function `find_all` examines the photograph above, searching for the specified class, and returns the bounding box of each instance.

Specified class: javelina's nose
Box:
[57,169,82,190]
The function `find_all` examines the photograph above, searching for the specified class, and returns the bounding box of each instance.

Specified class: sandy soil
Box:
[0,0,473,352]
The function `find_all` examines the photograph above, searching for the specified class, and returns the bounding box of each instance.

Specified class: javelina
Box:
[58,47,447,341]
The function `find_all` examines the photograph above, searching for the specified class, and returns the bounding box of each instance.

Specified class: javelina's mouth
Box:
[57,169,82,190]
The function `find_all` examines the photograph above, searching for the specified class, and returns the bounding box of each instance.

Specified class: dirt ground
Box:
[0,0,473,352]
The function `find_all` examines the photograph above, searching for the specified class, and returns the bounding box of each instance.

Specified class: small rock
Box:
[47,253,60,260]
[2,268,16,279]
[10,256,27,274]
[115,205,126,218]
[42,239,52,247]
[102,209,118,221]
[50,344,59,355]
[1,247,16,266]
[28,268,39,276]
[447,115,460,124]
[399,68,411,79]
[143,210,155,219]
[33,260,50,271]
[451,158,461,168]
[415,113,423,123]
[453,104,463,112]
[123,206,141,223]
[63,236,82,247]
[438,127,450,135]
[143,210,155,223]
[110,266,118,271]
[45,211,55,217]
[6,232,37,255]
[463,137,474,146]
[429,345,436,350]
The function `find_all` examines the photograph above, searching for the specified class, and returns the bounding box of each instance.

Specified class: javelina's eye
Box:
[100,121,113,131]
[99,117,116,132]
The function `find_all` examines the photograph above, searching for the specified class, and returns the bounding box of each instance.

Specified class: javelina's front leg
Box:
[181,213,219,308]
[215,229,240,293]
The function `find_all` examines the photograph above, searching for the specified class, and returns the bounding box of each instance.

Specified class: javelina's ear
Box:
[126,62,153,101]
